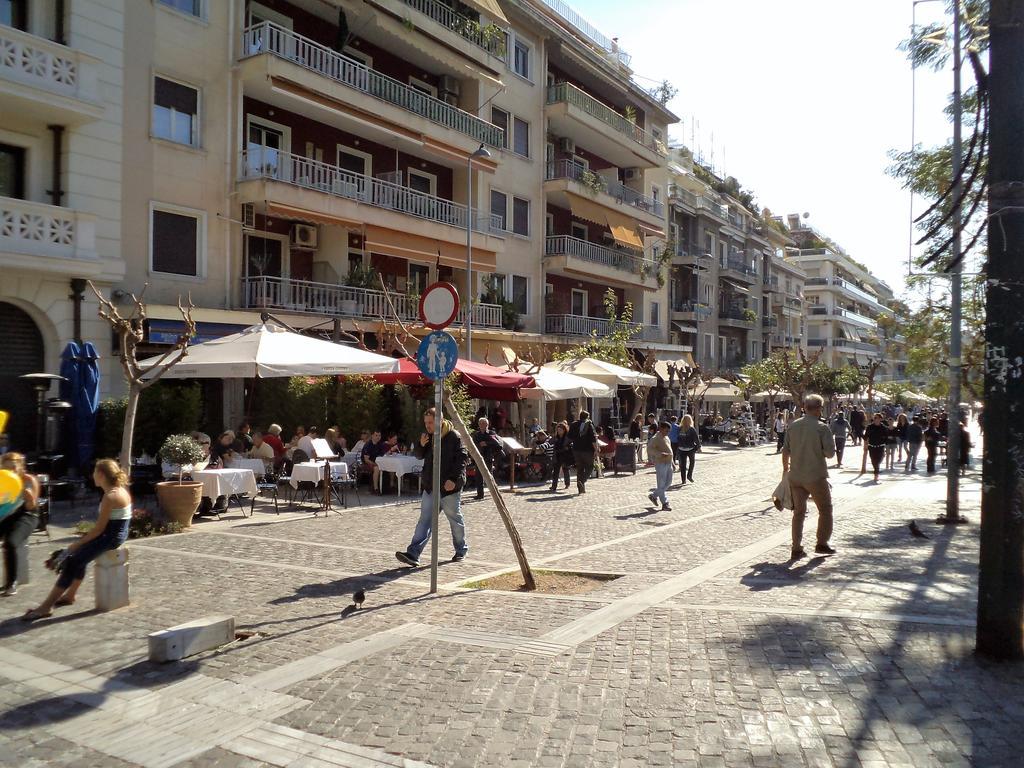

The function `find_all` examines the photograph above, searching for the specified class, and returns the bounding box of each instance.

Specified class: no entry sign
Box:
[419,282,460,330]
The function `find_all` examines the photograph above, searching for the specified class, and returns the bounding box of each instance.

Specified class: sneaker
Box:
[791,548,807,560]
[814,544,837,555]
[395,551,419,567]
[1,582,17,597]
[451,553,466,563]
[648,492,656,504]
[661,504,671,511]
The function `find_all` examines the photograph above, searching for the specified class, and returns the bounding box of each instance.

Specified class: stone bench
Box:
[94,547,130,612]
[148,615,235,663]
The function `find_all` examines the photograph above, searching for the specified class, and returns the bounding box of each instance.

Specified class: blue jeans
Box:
[653,463,673,506]
[905,441,921,471]
[406,491,467,562]
[58,519,129,589]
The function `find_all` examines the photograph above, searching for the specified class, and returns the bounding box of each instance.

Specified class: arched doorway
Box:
[0,302,45,452]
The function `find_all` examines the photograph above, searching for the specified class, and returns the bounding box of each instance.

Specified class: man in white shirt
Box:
[297,426,318,459]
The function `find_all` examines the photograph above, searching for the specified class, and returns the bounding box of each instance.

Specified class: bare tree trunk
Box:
[442,390,536,590]
[120,383,141,468]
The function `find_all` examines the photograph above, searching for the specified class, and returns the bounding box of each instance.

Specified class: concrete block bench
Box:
[95,547,130,612]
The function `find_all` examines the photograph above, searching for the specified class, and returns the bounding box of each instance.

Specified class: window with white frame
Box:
[513,37,530,80]
[649,301,660,327]
[571,222,588,240]
[490,189,507,230]
[151,204,204,277]
[510,275,528,315]
[158,0,203,18]
[491,107,509,149]
[703,333,714,359]
[153,76,199,146]
[512,117,529,157]
[512,197,530,236]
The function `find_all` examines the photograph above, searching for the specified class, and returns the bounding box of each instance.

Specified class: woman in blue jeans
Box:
[23,459,131,621]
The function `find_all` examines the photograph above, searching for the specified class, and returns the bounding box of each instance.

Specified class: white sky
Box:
[578,0,957,294]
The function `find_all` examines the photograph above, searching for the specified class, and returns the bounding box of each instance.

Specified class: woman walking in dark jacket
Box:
[676,414,701,485]
[549,421,574,492]
[924,417,942,474]
[864,413,889,481]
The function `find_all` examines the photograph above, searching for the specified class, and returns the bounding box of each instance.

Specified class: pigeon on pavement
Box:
[909,521,929,539]
[353,589,366,608]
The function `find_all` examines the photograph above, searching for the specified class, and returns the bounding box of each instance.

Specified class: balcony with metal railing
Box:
[719,256,758,284]
[400,0,508,60]
[536,0,632,66]
[718,307,757,330]
[241,275,503,327]
[545,234,657,287]
[803,275,883,309]
[672,246,711,267]
[240,22,504,148]
[544,160,664,218]
[545,314,643,337]
[239,148,501,235]
[668,184,698,210]
[0,24,104,125]
[545,82,665,167]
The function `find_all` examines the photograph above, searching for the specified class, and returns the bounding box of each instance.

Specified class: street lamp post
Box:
[465,144,491,361]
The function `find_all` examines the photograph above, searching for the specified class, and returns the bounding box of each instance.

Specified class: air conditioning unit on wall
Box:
[291,224,318,249]
[558,137,575,153]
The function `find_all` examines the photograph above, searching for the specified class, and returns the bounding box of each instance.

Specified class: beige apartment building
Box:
[102,0,677,416]
[0,0,125,448]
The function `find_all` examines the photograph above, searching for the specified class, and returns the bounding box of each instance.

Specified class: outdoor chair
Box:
[338,462,361,506]
[252,471,282,515]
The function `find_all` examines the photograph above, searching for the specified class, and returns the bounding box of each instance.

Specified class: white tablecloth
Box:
[289,461,349,489]
[227,457,269,475]
[191,469,258,500]
[375,455,423,495]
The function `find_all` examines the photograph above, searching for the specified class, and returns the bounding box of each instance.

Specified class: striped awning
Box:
[364,225,496,272]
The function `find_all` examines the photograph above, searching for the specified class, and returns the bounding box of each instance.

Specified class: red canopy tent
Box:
[373,358,536,401]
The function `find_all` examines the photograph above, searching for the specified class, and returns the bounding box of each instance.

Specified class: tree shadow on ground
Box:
[731,518,1022,766]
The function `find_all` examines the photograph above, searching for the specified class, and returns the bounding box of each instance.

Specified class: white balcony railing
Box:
[241,276,503,327]
[240,149,502,234]
[546,82,664,157]
[545,314,643,337]
[545,160,664,216]
[545,234,654,277]
[668,184,698,209]
[241,22,504,147]
[401,0,508,59]
[536,0,631,65]
[0,24,99,105]
[0,196,96,261]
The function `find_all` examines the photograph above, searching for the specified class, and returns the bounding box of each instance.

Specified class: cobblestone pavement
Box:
[1,436,1019,767]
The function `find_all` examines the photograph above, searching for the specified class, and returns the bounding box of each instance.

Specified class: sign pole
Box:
[430,376,443,594]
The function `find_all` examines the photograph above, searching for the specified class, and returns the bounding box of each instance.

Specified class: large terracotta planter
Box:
[156,481,203,528]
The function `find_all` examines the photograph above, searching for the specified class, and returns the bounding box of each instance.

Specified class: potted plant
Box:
[155,434,205,528]
[742,308,758,323]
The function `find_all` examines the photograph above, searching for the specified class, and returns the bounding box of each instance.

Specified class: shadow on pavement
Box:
[740,556,827,591]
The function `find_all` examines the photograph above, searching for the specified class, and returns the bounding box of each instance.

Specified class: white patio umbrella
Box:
[701,377,745,402]
[138,322,401,378]
[543,358,656,388]
[749,390,792,403]
[519,367,614,400]
[901,391,932,404]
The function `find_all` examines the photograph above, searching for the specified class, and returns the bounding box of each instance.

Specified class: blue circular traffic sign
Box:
[417,331,458,381]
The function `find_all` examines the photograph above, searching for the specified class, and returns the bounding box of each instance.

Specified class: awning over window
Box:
[566,192,608,226]
[364,225,497,272]
[720,278,750,295]
[604,208,644,249]
[671,322,698,333]
[265,202,362,229]
[460,0,508,24]
[637,222,666,239]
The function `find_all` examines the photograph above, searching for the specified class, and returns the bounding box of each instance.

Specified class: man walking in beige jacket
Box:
[782,394,837,559]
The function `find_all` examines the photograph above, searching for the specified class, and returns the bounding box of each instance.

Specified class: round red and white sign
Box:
[419,282,460,330]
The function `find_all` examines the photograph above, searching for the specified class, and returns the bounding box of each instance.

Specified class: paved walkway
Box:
[0,436,1017,767]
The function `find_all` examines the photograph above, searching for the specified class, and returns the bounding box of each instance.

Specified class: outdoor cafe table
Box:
[289,461,349,489]
[375,454,423,496]
[191,468,258,501]
[226,457,268,475]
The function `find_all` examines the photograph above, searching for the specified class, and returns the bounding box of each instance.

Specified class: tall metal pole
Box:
[430,379,443,594]
[942,0,964,524]
[976,0,1024,659]
[465,156,473,362]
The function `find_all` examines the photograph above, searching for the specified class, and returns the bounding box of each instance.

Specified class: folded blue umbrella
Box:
[76,342,101,466]
[59,342,81,465]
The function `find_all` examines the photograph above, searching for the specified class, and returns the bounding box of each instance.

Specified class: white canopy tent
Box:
[749,390,793,403]
[543,358,656,388]
[138,322,401,378]
[519,367,614,401]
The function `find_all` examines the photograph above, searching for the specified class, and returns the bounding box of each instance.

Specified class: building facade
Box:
[0,0,126,448]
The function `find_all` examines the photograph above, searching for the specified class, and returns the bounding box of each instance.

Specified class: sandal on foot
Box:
[55,597,75,607]
[21,608,52,622]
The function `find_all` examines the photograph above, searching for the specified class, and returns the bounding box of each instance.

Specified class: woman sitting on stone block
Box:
[22,459,132,621]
